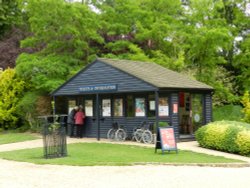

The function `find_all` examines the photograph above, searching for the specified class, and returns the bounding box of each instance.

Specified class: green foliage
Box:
[195,121,250,156]
[213,104,243,121]
[158,121,169,127]
[241,91,250,123]
[0,0,21,37]
[236,130,250,155]
[233,35,250,92]
[16,53,70,92]
[16,91,39,130]
[21,0,102,60]
[16,0,103,93]
[0,69,26,129]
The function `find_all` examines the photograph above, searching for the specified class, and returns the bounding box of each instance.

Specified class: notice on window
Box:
[135,98,145,116]
[102,99,111,116]
[173,103,178,114]
[85,100,93,116]
[159,97,169,116]
[149,101,155,110]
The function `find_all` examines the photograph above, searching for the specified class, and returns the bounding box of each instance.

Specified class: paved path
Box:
[0,138,250,188]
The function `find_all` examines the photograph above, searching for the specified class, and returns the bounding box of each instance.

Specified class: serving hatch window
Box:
[102,99,111,116]
[85,100,93,116]
[159,97,169,116]
[135,98,146,117]
[114,98,123,117]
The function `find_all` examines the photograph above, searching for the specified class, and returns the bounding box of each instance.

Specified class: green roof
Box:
[98,58,213,90]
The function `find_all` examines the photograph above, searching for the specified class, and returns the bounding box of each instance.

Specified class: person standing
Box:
[74,107,85,138]
[67,106,79,137]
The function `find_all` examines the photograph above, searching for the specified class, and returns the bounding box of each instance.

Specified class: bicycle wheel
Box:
[107,129,116,140]
[134,129,143,142]
[115,129,127,141]
[142,130,153,144]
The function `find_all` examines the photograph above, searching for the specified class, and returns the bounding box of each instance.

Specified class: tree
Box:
[0,27,29,69]
[0,69,26,129]
[182,0,241,104]
[21,0,103,63]
[16,0,103,92]
[234,34,250,92]
[0,0,21,37]
[219,0,250,93]
[93,0,186,70]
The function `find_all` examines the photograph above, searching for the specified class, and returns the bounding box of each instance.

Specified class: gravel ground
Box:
[0,138,250,188]
[0,159,250,188]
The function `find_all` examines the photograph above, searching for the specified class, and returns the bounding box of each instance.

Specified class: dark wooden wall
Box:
[204,93,213,124]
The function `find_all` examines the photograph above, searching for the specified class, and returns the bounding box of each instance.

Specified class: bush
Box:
[195,121,250,156]
[242,91,250,123]
[236,130,250,155]
[0,69,26,129]
[213,105,243,122]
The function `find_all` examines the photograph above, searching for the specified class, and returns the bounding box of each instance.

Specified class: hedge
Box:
[195,121,250,156]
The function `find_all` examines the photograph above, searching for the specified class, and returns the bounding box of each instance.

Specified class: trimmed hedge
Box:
[195,121,250,156]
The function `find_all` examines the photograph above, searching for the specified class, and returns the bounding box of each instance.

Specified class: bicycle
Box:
[132,121,154,144]
[107,122,127,141]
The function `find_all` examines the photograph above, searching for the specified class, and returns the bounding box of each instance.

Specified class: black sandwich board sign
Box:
[155,127,178,154]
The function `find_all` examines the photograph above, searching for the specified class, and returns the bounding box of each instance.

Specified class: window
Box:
[135,98,145,116]
[114,98,123,117]
[102,99,111,116]
[68,100,76,114]
[85,100,93,116]
[159,97,169,116]
[126,95,134,117]
[148,94,156,117]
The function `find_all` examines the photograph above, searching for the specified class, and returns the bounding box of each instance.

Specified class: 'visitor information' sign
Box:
[79,84,117,93]
[155,127,178,154]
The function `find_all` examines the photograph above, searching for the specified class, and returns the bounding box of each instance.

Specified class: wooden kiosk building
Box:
[52,58,213,140]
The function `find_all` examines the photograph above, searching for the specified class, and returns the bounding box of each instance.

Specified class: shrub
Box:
[195,121,250,156]
[0,69,26,129]
[236,130,250,156]
[242,91,250,123]
[202,122,229,150]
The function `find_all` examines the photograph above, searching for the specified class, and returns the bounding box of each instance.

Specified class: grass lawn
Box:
[0,133,40,145]
[0,143,243,166]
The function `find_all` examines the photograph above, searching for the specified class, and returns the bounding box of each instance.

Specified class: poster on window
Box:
[114,99,123,116]
[159,98,169,116]
[85,100,93,116]
[135,98,145,116]
[102,99,111,116]
[149,101,155,110]
[68,100,76,114]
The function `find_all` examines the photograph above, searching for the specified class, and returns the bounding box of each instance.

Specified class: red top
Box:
[74,111,85,125]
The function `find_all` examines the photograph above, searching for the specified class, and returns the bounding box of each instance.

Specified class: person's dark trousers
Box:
[70,124,76,137]
[76,125,83,138]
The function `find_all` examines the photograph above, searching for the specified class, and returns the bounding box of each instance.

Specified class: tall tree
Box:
[0,0,21,37]
[16,0,103,92]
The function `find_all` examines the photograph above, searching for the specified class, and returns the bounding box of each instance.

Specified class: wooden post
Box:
[96,94,100,141]
[155,90,159,129]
